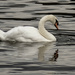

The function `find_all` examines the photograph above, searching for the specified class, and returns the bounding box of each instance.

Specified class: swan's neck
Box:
[38,15,56,41]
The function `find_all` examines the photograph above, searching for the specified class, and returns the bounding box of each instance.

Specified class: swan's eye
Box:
[56,19,59,25]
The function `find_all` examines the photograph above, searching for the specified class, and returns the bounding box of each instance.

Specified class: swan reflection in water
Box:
[0,42,59,62]
[15,42,59,62]
[49,49,59,61]
[38,43,59,62]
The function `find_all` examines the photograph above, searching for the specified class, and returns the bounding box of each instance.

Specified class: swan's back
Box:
[5,26,48,42]
[0,30,5,41]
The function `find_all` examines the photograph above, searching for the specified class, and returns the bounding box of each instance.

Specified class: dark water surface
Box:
[0,0,75,75]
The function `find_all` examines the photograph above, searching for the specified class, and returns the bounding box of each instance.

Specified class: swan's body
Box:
[0,15,59,42]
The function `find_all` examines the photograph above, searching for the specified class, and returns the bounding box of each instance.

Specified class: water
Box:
[0,0,75,75]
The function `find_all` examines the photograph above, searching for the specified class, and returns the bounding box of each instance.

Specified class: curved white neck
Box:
[38,15,56,41]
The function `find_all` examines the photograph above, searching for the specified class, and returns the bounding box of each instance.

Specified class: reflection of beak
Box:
[54,22,59,30]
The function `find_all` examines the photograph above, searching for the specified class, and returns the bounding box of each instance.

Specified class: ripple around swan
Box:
[0,0,75,75]
[0,17,36,21]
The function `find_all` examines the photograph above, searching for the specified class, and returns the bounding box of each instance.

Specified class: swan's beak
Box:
[54,19,59,30]
[54,23,59,30]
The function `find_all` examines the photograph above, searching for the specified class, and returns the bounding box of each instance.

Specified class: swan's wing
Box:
[5,26,47,42]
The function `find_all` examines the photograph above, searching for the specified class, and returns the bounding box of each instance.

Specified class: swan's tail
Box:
[0,30,5,41]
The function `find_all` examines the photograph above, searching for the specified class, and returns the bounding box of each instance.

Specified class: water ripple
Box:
[0,0,75,75]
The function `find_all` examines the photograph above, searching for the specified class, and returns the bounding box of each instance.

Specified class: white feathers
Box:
[0,15,58,42]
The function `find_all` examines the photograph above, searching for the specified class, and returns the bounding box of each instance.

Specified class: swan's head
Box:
[48,15,59,30]
[39,15,59,30]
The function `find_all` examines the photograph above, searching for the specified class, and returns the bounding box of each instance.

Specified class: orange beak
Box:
[54,23,59,30]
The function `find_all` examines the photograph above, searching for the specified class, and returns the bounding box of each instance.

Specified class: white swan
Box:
[0,15,59,42]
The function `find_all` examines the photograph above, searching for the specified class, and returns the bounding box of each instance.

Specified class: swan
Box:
[0,15,59,42]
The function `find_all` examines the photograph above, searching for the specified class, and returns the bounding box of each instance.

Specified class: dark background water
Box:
[0,0,75,75]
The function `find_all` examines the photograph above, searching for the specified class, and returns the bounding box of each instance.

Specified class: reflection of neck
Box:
[38,42,55,62]
[38,16,56,41]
